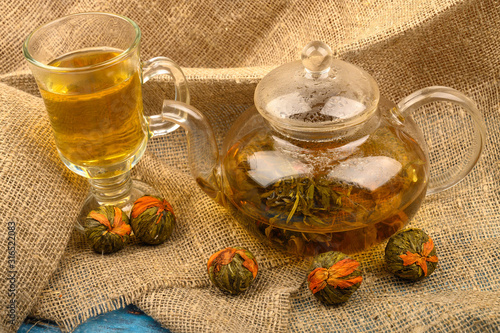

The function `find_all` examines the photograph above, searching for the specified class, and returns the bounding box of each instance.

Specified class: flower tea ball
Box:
[130,195,176,245]
[85,205,131,254]
[307,251,363,304]
[207,247,258,295]
[385,228,438,281]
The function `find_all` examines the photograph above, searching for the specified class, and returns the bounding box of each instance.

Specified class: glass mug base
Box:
[75,173,160,231]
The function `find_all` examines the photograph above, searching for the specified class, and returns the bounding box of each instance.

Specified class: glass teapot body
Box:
[160,41,485,257]
[219,98,429,255]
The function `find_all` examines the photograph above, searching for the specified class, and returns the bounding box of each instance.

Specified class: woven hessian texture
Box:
[1,0,499,332]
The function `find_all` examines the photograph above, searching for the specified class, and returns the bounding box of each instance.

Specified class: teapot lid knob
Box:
[301,41,333,74]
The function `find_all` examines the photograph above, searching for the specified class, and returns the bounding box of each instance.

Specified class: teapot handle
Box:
[397,86,487,195]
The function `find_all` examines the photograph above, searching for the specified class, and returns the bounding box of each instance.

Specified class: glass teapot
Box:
[160,41,486,256]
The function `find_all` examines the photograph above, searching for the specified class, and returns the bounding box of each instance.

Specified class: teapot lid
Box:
[255,41,380,133]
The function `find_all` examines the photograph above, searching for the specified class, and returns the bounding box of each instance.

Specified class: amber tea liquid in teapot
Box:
[222,121,427,255]
[160,41,486,256]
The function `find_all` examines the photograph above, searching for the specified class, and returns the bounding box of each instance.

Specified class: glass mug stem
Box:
[89,171,133,205]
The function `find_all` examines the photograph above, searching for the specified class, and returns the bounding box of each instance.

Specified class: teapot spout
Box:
[159,100,223,203]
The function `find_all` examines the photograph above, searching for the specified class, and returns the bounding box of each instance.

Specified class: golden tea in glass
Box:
[40,49,147,178]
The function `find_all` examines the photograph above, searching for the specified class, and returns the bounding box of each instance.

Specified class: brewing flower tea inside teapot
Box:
[160,41,486,256]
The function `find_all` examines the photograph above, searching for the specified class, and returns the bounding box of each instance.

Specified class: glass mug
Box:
[23,12,189,219]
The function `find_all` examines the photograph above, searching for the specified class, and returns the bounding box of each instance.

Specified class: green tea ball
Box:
[307,251,363,304]
[385,228,438,281]
[130,195,176,245]
[207,247,258,295]
[85,205,131,254]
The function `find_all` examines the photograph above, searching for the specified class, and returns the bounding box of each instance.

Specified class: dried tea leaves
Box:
[261,176,346,227]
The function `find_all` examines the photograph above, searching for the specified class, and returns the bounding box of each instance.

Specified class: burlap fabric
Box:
[1,0,499,332]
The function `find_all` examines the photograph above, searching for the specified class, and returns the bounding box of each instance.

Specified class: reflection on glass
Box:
[247,151,310,188]
[328,156,402,191]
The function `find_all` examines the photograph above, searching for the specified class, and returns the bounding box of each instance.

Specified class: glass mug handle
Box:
[397,86,487,195]
[141,57,190,136]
